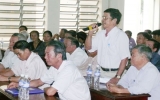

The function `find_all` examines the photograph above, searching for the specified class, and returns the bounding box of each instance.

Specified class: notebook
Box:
[5,87,44,96]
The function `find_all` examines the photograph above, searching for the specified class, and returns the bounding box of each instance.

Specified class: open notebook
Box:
[5,87,44,96]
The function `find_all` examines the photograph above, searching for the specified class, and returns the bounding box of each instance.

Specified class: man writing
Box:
[85,8,130,84]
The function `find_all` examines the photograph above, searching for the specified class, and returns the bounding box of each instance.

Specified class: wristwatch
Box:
[8,77,11,82]
[115,75,121,79]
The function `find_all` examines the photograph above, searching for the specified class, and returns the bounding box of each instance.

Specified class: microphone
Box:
[82,23,102,31]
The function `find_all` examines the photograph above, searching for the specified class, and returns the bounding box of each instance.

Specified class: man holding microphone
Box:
[85,8,130,84]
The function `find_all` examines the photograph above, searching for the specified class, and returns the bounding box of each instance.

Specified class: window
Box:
[0,0,46,49]
[124,0,158,39]
[60,0,100,32]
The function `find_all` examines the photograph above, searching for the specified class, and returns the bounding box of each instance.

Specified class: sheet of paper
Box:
[99,77,111,83]
[0,85,7,91]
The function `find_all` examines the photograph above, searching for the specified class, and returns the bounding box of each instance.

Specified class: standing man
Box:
[8,41,90,100]
[85,8,130,84]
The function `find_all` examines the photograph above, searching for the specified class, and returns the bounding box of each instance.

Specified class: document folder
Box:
[5,87,44,96]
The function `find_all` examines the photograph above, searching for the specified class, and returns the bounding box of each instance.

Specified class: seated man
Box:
[8,40,91,100]
[64,37,88,75]
[0,40,47,82]
[107,45,160,100]
[0,33,27,72]
[146,39,160,71]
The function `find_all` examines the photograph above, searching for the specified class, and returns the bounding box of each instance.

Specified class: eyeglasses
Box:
[102,16,112,20]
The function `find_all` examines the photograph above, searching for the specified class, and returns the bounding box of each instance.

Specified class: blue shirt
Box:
[151,52,160,71]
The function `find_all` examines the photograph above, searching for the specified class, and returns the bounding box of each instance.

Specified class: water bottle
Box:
[86,64,92,86]
[18,74,25,99]
[94,65,100,88]
[22,75,30,100]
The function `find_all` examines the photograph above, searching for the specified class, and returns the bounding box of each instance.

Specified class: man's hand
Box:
[107,77,120,85]
[107,83,120,93]
[7,82,19,89]
[88,23,99,35]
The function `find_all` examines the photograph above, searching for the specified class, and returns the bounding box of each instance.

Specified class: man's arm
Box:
[85,31,93,50]
[44,87,57,96]
[0,75,20,82]
[0,63,5,72]
[30,79,44,87]
[116,57,128,76]
[0,69,14,77]
[108,57,128,84]
[8,79,45,89]
[85,23,98,50]
[107,83,130,93]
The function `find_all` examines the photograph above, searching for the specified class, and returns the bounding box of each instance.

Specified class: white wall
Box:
[107,0,125,29]
[46,0,60,35]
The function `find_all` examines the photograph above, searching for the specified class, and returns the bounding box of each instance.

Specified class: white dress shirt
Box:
[118,62,160,100]
[0,49,21,69]
[11,52,47,80]
[41,60,91,100]
[66,47,88,73]
[89,26,130,68]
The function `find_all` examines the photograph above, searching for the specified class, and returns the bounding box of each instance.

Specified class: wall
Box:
[46,0,60,35]
[107,0,125,29]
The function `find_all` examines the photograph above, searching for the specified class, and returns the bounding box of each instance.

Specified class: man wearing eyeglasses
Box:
[85,8,130,84]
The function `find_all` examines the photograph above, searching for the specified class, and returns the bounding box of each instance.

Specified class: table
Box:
[0,81,59,100]
[90,83,150,100]
[0,81,150,100]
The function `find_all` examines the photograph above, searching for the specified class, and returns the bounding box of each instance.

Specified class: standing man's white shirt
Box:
[0,49,21,69]
[41,60,91,100]
[118,62,160,100]
[66,47,88,73]
[89,27,130,68]
[11,52,47,80]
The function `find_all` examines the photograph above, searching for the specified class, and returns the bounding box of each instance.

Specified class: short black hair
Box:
[125,30,132,36]
[13,40,31,51]
[145,29,152,34]
[19,25,28,31]
[65,37,79,48]
[61,28,68,33]
[104,8,122,24]
[137,32,152,40]
[43,30,53,37]
[65,30,77,38]
[47,40,67,60]
[77,31,87,42]
[30,30,40,38]
[147,39,160,52]
[152,30,160,36]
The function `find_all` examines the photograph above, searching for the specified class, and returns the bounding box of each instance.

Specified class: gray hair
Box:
[11,33,27,41]
[20,30,29,39]
[133,45,152,61]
